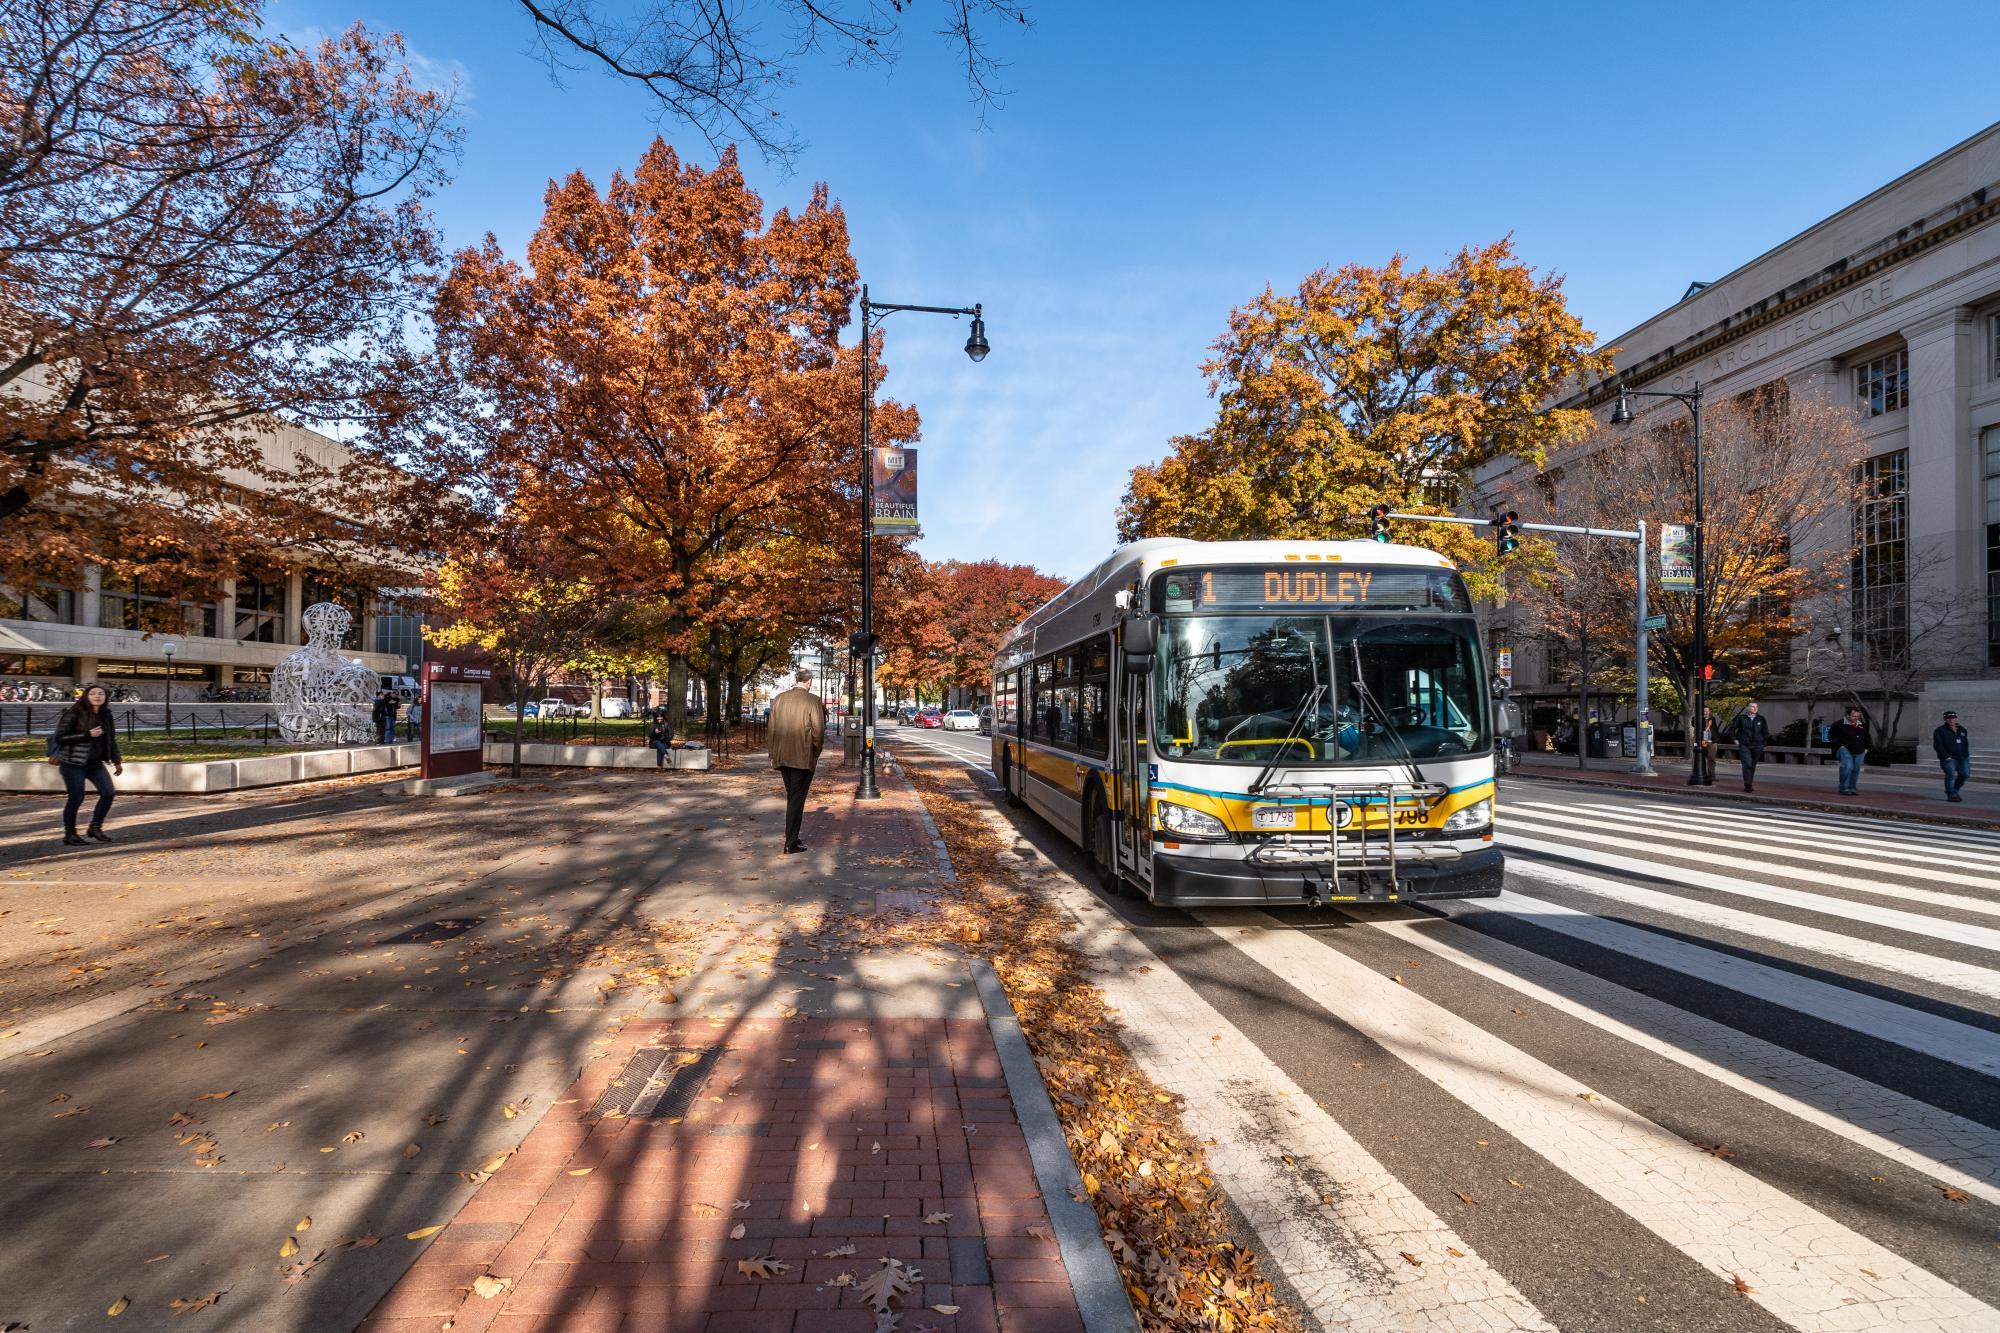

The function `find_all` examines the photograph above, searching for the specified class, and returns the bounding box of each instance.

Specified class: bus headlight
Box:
[1156,801,1228,840]
[1441,799,1492,834]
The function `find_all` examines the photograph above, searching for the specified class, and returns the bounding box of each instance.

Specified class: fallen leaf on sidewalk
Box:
[145,1254,171,1264]
[266,1121,289,1131]
[470,1275,511,1299]
[931,1306,961,1315]
[567,1167,592,1176]
[501,1103,522,1119]
[405,1226,444,1240]
[1732,1274,1756,1294]
[478,1151,512,1174]
[737,1256,789,1280]
[1024,1225,1051,1240]
[856,1258,914,1312]
[1401,1252,1423,1267]
[871,1140,881,1153]
[823,1244,857,1258]
[87,1137,120,1149]
[732,1199,751,1211]
[52,1106,88,1118]
[402,1143,421,1159]
[423,1114,450,1126]
[341,1131,363,1144]
[1454,1191,1478,1206]
[192,1091,235,1102]
[332,1236,381,1250]
[1938,1185,1970,1202]
[922,1212,950,1225]
[279,1254,323,1287]
[107,1296,130,1316]
[168,1111,196,1125]
[279,1236,298,1258]
[294,1217,311,1233]
[689,1201,720,1217]
[730,1223,746,1240]
[168,1291,222,1314]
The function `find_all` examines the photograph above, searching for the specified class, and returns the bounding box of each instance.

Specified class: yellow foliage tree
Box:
[1117,239,1611,588]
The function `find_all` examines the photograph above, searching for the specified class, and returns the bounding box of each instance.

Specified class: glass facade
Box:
[1852,449,1909,668]
[99,576,215,635]
[372,593,424,671]
[234,570,286,642]
[0,585,73,623]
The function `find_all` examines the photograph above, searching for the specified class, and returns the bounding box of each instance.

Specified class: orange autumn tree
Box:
[0,2,459,588]
[428,141,917,732]
[1117,239,1611,588]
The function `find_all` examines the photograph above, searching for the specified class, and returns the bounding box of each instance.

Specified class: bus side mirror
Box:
[1122,614,1157,658]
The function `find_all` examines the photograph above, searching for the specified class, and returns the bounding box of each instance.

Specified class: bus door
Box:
[1117,668,1151,889]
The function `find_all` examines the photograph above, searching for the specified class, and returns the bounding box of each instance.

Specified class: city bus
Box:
[990,538,1501,906]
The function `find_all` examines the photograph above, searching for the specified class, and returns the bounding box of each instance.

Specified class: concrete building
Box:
[0,416,420,701]
[1492,120,2000,746]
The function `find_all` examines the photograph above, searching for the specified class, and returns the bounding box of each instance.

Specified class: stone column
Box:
[79,563,102,629]
[1901,307,1977,671]
[217,577,237,643]
[284,569,304,645]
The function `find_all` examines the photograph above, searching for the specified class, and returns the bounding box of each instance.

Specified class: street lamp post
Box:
[1610,381,1708,786]
[854,285,988,800]
[161,642,179,740]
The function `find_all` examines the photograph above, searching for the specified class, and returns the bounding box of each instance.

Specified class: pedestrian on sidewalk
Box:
[648,714,675,769]
[768,668,825,855]
[372,690,399,745]
[406,696,422,742]
[1697,708,1718,786]
[1830,706,1871,796]
[1934,710,1972,803]
[52,683,122,845]
[1728,701,1770,792]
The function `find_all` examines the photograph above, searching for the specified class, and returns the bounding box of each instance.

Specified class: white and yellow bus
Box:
[990,538,1501,906]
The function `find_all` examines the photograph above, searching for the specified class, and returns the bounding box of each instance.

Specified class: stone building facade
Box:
[1489,120,2000,745]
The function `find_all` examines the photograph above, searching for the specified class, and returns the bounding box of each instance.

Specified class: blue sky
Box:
[274,1,2000,582]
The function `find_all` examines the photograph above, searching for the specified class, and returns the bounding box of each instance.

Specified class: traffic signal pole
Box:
[1385,512,1656,776]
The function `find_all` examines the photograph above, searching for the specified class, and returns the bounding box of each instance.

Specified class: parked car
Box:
[943,709,980,731]
[977,705,993,736]
[535,697,588,718]
[898,705,919,725]
[600,698,635,719]
[916,711,945,729]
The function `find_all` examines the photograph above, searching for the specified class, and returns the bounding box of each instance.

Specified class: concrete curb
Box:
[972,959,1141,1333]
[1511,766,2000,831]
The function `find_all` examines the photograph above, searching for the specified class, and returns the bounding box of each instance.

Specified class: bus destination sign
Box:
[1155,566,1471,614]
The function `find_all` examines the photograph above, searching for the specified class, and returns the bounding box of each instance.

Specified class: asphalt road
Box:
[887,724,2000,1333]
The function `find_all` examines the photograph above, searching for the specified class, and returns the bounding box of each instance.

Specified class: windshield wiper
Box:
[1348,639,1430,789]
[1250,683,1323,795]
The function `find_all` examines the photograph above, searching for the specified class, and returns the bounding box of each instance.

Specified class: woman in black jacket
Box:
[53,683,123,845]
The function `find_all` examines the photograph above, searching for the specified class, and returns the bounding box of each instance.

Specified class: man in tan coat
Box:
[768,669,826,854]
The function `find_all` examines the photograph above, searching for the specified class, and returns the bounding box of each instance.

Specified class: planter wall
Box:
[0,743,419,794]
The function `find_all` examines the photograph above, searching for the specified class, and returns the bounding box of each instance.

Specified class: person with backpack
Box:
[51,683,123,845]
[1933,710,1972,803]
[1829,706,1870,796]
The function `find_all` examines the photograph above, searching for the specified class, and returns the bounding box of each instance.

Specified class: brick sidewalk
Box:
[359,757,1089,1333]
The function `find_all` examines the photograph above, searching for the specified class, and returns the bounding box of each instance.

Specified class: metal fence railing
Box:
[0,702,293,742]
[478,712,767,761]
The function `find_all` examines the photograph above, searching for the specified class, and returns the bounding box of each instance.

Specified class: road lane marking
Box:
[1500,825,2000,959]
[1056,908,1556,1330]
[1539,793,2000,849]
[1354,907,2000,1205]
[1449,890,2000,1081]
[1505,799,2000,879]
[1207,912,2000,1332]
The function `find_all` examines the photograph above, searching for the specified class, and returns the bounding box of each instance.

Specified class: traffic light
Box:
[848,631,879,658]
[1491,510,1521,556]
[1368,504,1391,543]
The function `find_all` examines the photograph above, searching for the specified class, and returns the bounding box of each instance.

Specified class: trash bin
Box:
[843,732,861,767]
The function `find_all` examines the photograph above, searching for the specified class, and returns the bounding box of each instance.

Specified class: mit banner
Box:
[1659,523,1695,592]
[870,446,918,534]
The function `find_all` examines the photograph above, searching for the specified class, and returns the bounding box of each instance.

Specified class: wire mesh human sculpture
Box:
[271,602,380,744]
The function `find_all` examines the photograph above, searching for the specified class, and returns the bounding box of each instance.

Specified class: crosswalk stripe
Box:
[1500,824,2000,956]
[1454,890,2000,1080]
[1205,912,1997,1331]
[1550,792,2000,849]
[1505,798,2000,877]
[1351,907,2000,1205]
[1057,900,1554,1327]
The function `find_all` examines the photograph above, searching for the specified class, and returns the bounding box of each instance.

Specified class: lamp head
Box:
[963,307,989,363]
[1609,388,1633,426]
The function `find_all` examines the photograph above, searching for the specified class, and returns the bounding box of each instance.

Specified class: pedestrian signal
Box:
[1368,504,1391,543]
[1699,662,1716,683]
[1491,510,1521,556]
[849,631,879,658]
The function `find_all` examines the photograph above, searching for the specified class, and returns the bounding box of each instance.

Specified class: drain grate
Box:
[375,918,482,946]
[587,1048,720,1121]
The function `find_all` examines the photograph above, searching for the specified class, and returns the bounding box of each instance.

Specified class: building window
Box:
[100,577,211,635]
[1853,349,1908,417]
[1852,449,1909,668]
[371,603,423,671]
[0,585,73,624]
[235,570,286,642]
[1986,426,2000,667]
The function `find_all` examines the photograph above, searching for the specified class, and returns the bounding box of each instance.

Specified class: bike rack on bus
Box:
[1248,779,1450,904]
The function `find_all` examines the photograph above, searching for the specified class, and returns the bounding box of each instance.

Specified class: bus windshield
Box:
[1151,615,1488,765]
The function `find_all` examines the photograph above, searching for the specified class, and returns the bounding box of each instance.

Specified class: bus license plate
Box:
[1251,805,1297,830]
